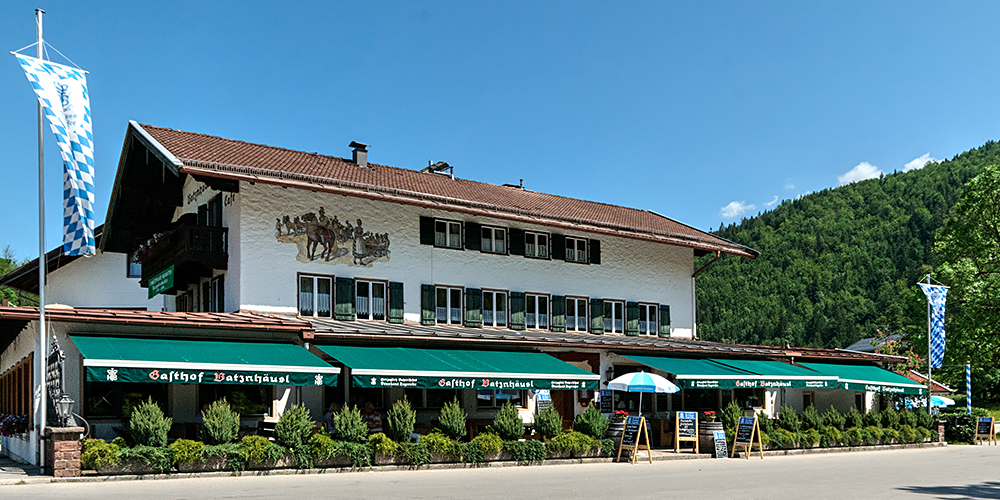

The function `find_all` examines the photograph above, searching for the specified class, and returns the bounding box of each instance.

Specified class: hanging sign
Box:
[616,416,652,464]
[600,389,613,414]
[713,430,728,459]
[975,417,996,445]
[731,416,763,459]
[148,265,175,298]
[674,411,699,454]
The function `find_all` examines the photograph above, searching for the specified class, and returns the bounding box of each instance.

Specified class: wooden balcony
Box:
[139,224,228,292]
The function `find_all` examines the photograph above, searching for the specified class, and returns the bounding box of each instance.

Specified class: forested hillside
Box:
[696,141,1000,349]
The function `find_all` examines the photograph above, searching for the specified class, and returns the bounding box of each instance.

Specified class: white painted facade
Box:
[43,250,161,310]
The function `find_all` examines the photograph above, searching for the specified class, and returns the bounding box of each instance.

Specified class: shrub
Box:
[822,407,846,431]
[844,407,863,430]
[881,408,900,429]
[820,426,842,448]
[274,404,314,450]
[534,404,562,440]
[237,435,284,465]
[386,397,416,443]
[599,438,616,457]
[756,410,774,434]
[309,432,337,460]
[111,436,127,448]
[493,401,526,441]
[472,432,503,453]
[777,405,800,433]
[420,431,459,457]
[900,425,917,443]
[438,397,467,440]
[130,398,172,447]
[573,403,609,439]
[899,409,918,429]
[464,441,484,465]
[547,431,595,454]
[862,410,881,428]
[81,438,121,469]
[844,427,864,446]
[758,430,771,450]
[368,432,399,456]
[771,428,797,449]
[119,445,173,472]
[914,409,934,430]
[397,442,430,466]
[334,405,368,443]
[202,398,240,445]
[503,440,545,465]
[334,442,372,467]
[917,426,932,442]
[801,406,822,430]
[169,439,204,465]
[800,428,820,449]
[865,426,884,445]
[721,401,744,432]
[883,428,900,443]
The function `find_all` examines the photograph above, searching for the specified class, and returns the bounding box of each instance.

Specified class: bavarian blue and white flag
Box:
[13,54,96,256]
[918,283,948,369]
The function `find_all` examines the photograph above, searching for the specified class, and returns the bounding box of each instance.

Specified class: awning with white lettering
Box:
[623,355,837,389]
[798,362,926,395]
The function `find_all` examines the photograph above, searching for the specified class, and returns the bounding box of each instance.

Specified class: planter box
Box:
[96,459,165,476]
[482,450,513,462]
[374,453,396,466]
[571,447,601,459]
[314,455,353,468]
[429,451,459,463]
[248,453,296,470]
[177,456,228,473]
[546,450,572,459]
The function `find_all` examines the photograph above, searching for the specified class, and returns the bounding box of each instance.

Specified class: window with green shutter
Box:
[551,234,565,262]
[465,288,483,328]
[335,277,355,320]
[509,292,526,330]
[421,284,436,325]
[388,281,404,324]
[589,298,604,334]
[419,216,436,245]
[589,239,601,264]
[465,222,482,251]
[551,295,566,332]
[659,304,671,337]
[508,228,526,256]
[625,301,639,336]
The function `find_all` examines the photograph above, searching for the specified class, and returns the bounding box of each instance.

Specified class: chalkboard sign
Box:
[734,416,755,444]
[713,430,728,459]
[975,417,996,445]
[600,390,613,414]
[616,416,652,464]
[621,416,642,447]
[677,412,697,438]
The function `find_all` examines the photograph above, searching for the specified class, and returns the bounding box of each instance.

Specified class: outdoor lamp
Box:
[55,394,77,427]
[604,366,615,386]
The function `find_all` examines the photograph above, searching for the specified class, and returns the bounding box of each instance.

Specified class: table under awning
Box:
[72,336,339,387]
[317,345,600,390]
[798,362,927,395]
[622,355,836,389]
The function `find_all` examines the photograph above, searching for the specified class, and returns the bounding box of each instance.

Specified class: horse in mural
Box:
[276,208,390,265]
[300,212,337,261]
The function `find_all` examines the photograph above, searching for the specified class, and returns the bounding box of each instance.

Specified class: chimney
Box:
[349,141,369,169]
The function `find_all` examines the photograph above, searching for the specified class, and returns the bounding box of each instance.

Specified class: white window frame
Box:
[482,290,508,328]
[298,274,333,318]
[565,237,588,263]
[355,279,387,321]
[524,231,549,259]
[604,299,624,334]
[481,226,507,254]
[638,303,658,335]
[436,286,464,325]
[525,293,550,330]
[476,389,527,409]
[566,296,588,332]
[435,219,463,249]
[126,252,142,278]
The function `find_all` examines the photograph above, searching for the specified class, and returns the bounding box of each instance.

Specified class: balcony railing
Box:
[140,224,228,286]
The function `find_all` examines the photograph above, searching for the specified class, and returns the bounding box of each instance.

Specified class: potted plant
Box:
[703,411,717,422]
[613,410,629,423]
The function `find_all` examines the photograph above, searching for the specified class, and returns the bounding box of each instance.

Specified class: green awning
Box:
[317,345,599,390]
[72,336,339,387]
[623,356,837,389]
[798,362,926,395]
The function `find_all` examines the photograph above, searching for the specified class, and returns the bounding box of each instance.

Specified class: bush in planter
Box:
[916,426,932,442]
[882,428,900,444]
[758,431,771,450]
[771,428,797,449]
[420,431,460,459]
[397,441,431,466]
[237,435,285,466]
[274,404,314,450]
[573,403,609,439]
[386,396,416,443]
[534,404,562,440]
[202,398,240,445]
[368,432,399,456]
[334,405,368,443]
[845,407,863,430]
[914,409,934,430]
[119,445,173,473]
[865,426,884,445]
[863,410,881,428]
[503,440,545,465]
[130,397,172,447]
[820,426,841,448]
[801,406,822,430]
[472,431,503,454]
[333,442,372,468]
[547,431,595,455]
[464,441,484,465]
[309,432,337,461]
[900,425,917,443]
[493,401,526,441]
[599,438,615,457]
[756,410,774,434]
[822,407,846,431]
[721,401,743,433]
[800,428,820,449]
[899,409,918,429]
[881,407,900,429]
[438,397,467,440]
[169,439,204,466]
[81,438,121,469]
[844,427,864,446]
[777,405,800,433]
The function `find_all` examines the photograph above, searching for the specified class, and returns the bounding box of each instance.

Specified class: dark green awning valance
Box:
[623,355,837,389]
[72,336,339,387]
[798,362,926,395]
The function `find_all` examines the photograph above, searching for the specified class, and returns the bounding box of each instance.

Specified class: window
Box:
[483,290,508,327]
[436,286,463,324]
[638,303,658,335]
[481,226,507,254]
[565,237,587,263]
[803,392,815,410]
[200,385,271,416]
[299,275,333,318]
[175,291,195,313]
[355,280,386,321]
[126,253,142,278]
[855,393,865,412]
[197,194,223,227]
[604,300,624,333]
[477,389,525,409]
[525,232,548,259]
[404,389,459,409]
[566,297,588,332]
[525,294,549,329]
[84,382,168,419]
[435,219,462,248]
[202,275,225,312]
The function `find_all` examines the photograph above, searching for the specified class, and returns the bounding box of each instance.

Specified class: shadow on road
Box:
[897,481,1000,499]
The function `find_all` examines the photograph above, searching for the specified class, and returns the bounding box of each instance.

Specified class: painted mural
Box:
[275,207,390,267]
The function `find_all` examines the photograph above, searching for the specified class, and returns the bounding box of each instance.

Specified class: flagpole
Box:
[925,275,931,416]
[35,7,48,467]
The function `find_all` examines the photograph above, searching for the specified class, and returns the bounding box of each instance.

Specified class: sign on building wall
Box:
[276,207,390,267]
[148,265,175,299]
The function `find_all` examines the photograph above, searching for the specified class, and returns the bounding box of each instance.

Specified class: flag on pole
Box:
[918,283,948,369]
[13,54,96,256]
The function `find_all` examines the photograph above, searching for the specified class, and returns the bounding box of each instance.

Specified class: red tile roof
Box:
[138,124,757,258]
[0,307,312,334]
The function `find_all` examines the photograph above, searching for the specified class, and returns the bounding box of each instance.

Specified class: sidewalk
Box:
[0,457,47,486]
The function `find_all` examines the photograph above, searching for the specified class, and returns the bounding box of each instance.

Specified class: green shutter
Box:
[589,240,601,264]
[551,295,566,332]
[419,216,435,245]
[335,277,355,321]
[659,304,671,337]
[465,222,482,251]
[509,228,526,256]
[626,301,639,336]
[465,288,483,328]
[510,292,526,330]
[590,298,604,334]
[388,281,404,324]
[421,284,437,325]
[551,234,566,262]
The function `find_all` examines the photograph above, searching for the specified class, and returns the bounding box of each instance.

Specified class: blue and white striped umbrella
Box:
[607,371,679,394]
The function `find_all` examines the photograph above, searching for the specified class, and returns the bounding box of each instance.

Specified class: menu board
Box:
[734,416,755,444]
[677,412,697,439]
[713,430,728,459]
[621,416,642,447]
[616,416,652,464]
[600,390,613,414]
[977,417,993,436]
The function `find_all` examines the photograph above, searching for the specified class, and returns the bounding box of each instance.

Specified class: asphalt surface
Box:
[3,445,999,499]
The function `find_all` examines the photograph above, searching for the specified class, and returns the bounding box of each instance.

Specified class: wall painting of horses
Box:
[274,207,390,267]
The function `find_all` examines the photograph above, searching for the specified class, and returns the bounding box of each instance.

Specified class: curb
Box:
[732,441,948,459]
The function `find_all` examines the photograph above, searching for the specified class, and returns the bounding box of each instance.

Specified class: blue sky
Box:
[2,1,999,260]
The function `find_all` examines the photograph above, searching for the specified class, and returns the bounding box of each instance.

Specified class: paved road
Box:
[3,445,999,500]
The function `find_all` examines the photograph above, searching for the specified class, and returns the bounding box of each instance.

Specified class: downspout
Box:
[690,251,722,340]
